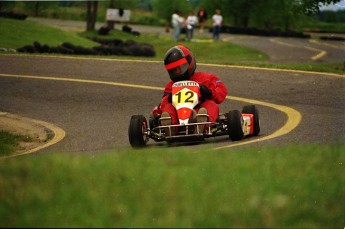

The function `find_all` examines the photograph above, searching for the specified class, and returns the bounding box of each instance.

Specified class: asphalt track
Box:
[222,34,345,63]
[0,53,344,155]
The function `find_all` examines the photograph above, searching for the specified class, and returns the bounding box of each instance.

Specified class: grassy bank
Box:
[0,17,97,48]
[0,131,18,155]
[0,17,343,74]
[0,143,343,227]
[303,21,345,34]
[0,131,33,156]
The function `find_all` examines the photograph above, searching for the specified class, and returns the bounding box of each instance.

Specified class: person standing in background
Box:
[212,9,223,40]
[186,11,198,41]
[197,6,207,33]
[171,10,185,42]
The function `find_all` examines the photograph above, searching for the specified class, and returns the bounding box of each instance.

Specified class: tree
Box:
[221,0,342,30]
[301,0,342,15]
[232,0,252,28]
[0,1,15,12]
[86,1,98,31]
[106,0,116,29]
[249,0,306,31]
[152,0,191,22]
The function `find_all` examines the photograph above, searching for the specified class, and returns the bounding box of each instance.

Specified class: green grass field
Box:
[0,143,344,227]
[0,18,98,48]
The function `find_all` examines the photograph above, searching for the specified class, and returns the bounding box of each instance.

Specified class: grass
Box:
[0,131,18,155]
[1,17,344,74]
[303,21,345,34]
[80,28,268,64]
[0,143,343,227]
[0,131,33,156]
[0,17,98,48]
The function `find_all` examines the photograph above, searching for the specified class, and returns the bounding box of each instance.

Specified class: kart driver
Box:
[152,44,228,135]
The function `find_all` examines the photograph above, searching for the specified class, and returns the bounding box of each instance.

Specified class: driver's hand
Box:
[200,85,212,101]
[168,93,172,103]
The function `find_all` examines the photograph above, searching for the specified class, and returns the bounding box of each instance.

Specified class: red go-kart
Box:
[128,80,260,148]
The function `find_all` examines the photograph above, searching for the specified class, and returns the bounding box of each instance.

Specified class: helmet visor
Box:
[167,62,189,78]
[165,57,189,80]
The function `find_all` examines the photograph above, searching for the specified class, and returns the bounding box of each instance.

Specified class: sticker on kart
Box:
[172,81,199,124]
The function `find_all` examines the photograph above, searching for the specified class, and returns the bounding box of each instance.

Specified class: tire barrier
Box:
[122,25,141,36]
[97,25,141,37]
[17,38,156,57]
[98,27,111,35]
[209,25,311,38]
[320,36,345,41]
[0,11,28,20]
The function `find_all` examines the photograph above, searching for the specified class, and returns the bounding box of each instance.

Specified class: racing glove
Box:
[163,92,173,103]
[167,93,172,103]
[200,85,212,101]
[152,104,162,118]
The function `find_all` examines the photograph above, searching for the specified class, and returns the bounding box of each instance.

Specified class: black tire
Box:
[242,105,260,136]
[227,110,244,141]
[128,115,149,148]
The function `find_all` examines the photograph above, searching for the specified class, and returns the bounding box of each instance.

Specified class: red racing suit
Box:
[155,71,228,124]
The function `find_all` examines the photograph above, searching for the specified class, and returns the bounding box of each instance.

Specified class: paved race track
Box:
[0,54,344,154]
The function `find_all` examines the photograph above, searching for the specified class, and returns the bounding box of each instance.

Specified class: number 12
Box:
[175,91,194,103]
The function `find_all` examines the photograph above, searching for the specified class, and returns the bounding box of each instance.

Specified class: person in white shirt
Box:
[186,11,198,41]
[171,10,185,42]
[212,9,223,40]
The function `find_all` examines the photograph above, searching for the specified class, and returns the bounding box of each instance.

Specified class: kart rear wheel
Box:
[242,105,260,136]
[128,115,149,148]
[227,110,244,141]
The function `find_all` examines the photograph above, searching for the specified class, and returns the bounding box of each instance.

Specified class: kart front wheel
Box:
[227,110,244,141]
[242,105,260,136]
[128,115,149,148]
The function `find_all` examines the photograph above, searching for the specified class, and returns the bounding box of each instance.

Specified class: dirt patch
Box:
[0,112,53,155]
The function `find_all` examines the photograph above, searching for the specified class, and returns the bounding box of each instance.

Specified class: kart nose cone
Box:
[177,107,192,124]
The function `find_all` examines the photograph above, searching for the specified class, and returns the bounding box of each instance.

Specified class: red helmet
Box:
[164,45,196,82]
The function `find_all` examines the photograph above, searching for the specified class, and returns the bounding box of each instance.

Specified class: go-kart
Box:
[128,80,260,148]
